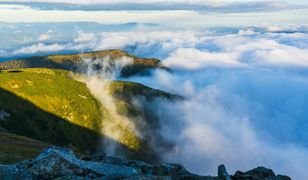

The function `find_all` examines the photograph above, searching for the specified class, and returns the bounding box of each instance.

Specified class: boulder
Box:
[80,153,106,162]
[152,163,192,177]
[126,160,154,174]
[276,175,292,180]
[1,146,140,179]
[217,164,230,180]
[0,146,292,180]
[104,156,126,165]
[232,166,291,180]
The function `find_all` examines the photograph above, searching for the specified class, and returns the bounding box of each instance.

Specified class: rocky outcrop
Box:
[0,146,291,180]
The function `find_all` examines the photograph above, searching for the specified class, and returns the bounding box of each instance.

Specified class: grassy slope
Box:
[0,69,102,156]
[0,68,177,163]
[0,132,49,164]
[0,50,163,77]
[0,69,102,131]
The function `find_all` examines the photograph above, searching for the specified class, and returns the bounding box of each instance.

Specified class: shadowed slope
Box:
[0,131,49,164]
[0,88,146,164]
[0,68,181,163]
[0,87,101,154]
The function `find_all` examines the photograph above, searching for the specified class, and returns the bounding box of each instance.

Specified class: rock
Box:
[1,146,140,179]
[0,110,10,121]
[0,163,34,180]
[123,175,172,180]
[80,153,106,162]
[105,156,126,165]
[0,146,291,180]
[218,164,230,180]
[277,175,292,180]
[0,165,19,180]
[153,163,192,177]
[245,166,275,178]
[232,166,291,180]
[126,160,154,174]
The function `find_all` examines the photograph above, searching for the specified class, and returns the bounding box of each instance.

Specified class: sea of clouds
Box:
[117,28,308,180]
[1,25,308,179]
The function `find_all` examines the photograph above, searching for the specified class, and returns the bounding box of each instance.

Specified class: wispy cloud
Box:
[0,0,305,12]
[12,43,66,54]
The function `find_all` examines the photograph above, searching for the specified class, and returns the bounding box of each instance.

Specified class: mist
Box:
[127,68,308,179]
[115,28,308,179]
[67,27,308,179]
[77,56,142,155]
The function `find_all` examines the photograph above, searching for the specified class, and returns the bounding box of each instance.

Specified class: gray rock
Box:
[0,163,33,180]
[104,156,126,165]
[217,164,230,180]
[0,146,140,179]
[123,175,172,180]
[232,166,291,180]
[0,146,291,180]
[126,160,154,174]
[0,164,19,180]
[153,163,192,177]
[277,175,292,180]
[80,153,107,162]
[0,110,10,121]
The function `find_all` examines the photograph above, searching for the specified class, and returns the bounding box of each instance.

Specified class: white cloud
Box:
[0,4,32,10]
[164,48,244,69]
[6,27,308,69]
[13,43,66,54]
[128,65,308,179]
[74,32,95,43]
[0,0,303,13]
[38,34,50,41]
[0,0,221,5]
[97,30,308,69]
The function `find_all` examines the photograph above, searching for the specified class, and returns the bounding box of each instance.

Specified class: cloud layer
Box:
[5,26,308,68]
[0,0,305,12]
[101,27,307,179]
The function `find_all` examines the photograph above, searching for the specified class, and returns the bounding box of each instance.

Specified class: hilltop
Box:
[0,50,165,77]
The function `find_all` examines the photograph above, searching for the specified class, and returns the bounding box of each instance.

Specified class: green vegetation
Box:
[0,67,178,163]
[0,50,164,77]
[0,69,102,154]
[0,69,102,131]
[0,132,49,164]
[110,81,181,102]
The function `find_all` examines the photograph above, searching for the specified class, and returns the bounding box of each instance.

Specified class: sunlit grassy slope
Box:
[0,69,103,155]
[0,68,176,163]
[0,69,102,130]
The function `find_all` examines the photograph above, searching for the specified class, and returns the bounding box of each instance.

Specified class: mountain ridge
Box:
[0,49,165,77]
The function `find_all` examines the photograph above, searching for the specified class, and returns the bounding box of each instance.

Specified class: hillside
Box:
[0,69,103,154]
[0,67,177,163]
[0,50,165,77]
[0,131,49,164]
